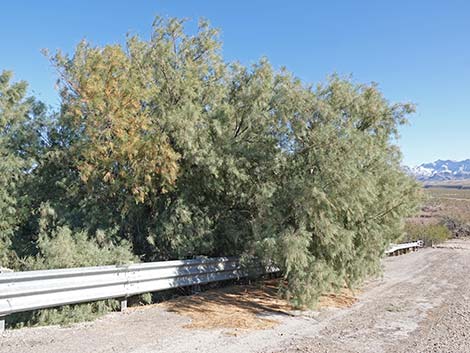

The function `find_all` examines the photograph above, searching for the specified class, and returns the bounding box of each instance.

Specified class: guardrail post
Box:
[191,283,201,294]
[120,297,128,312]
[0,316,5,332]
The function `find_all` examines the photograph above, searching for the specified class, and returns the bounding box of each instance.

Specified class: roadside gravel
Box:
[271,239,470,353]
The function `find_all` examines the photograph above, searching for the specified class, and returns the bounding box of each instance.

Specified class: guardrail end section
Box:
[0,316,5,332]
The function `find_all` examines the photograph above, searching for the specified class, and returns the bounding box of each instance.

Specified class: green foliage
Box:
[246,76,420,306]
[404,223,451,246]
[9,299,120,329]
[9,203,137,328]
[21,203,137,270]
[1,16,420,318]
[0,71,27,266]
[0,71,46,268]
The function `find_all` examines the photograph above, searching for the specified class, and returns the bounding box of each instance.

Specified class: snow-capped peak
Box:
[407,159,470,181]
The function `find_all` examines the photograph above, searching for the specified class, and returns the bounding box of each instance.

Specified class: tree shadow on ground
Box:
[162,279,293,330]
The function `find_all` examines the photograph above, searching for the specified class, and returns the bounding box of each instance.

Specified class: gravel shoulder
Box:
[2,239,470,353]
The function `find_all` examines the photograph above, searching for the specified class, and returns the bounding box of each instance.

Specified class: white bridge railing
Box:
[0,257,265,331]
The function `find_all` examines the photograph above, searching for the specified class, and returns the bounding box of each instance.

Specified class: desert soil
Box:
[1,239,470,353]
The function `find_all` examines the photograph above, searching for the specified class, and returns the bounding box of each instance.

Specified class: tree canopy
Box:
[0,17,419,311]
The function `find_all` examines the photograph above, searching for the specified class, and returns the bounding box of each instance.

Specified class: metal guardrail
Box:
[385,240,423,255]
[0,241,423,331]
[0,257,262,331]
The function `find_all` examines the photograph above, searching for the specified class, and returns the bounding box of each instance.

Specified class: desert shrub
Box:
[442,216,470,238]
[20,204,137,270]
[404,222,451,246]
[8,204,139,328]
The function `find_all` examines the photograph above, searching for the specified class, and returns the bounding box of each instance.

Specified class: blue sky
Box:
[1,0,469,166]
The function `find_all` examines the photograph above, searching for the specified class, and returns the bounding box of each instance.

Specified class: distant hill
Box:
[406,159,470,182]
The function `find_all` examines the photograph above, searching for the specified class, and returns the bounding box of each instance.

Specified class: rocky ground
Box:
[1,239,470,353]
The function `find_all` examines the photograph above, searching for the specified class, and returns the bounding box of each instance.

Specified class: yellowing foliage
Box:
[57,44,180,204]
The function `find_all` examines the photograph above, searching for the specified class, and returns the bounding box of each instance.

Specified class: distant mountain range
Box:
[406,159,470,182]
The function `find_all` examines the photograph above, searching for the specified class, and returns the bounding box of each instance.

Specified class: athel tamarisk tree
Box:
[0,17,419,323]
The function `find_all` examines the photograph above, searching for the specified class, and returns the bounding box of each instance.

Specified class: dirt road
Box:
[1,239,470,353]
